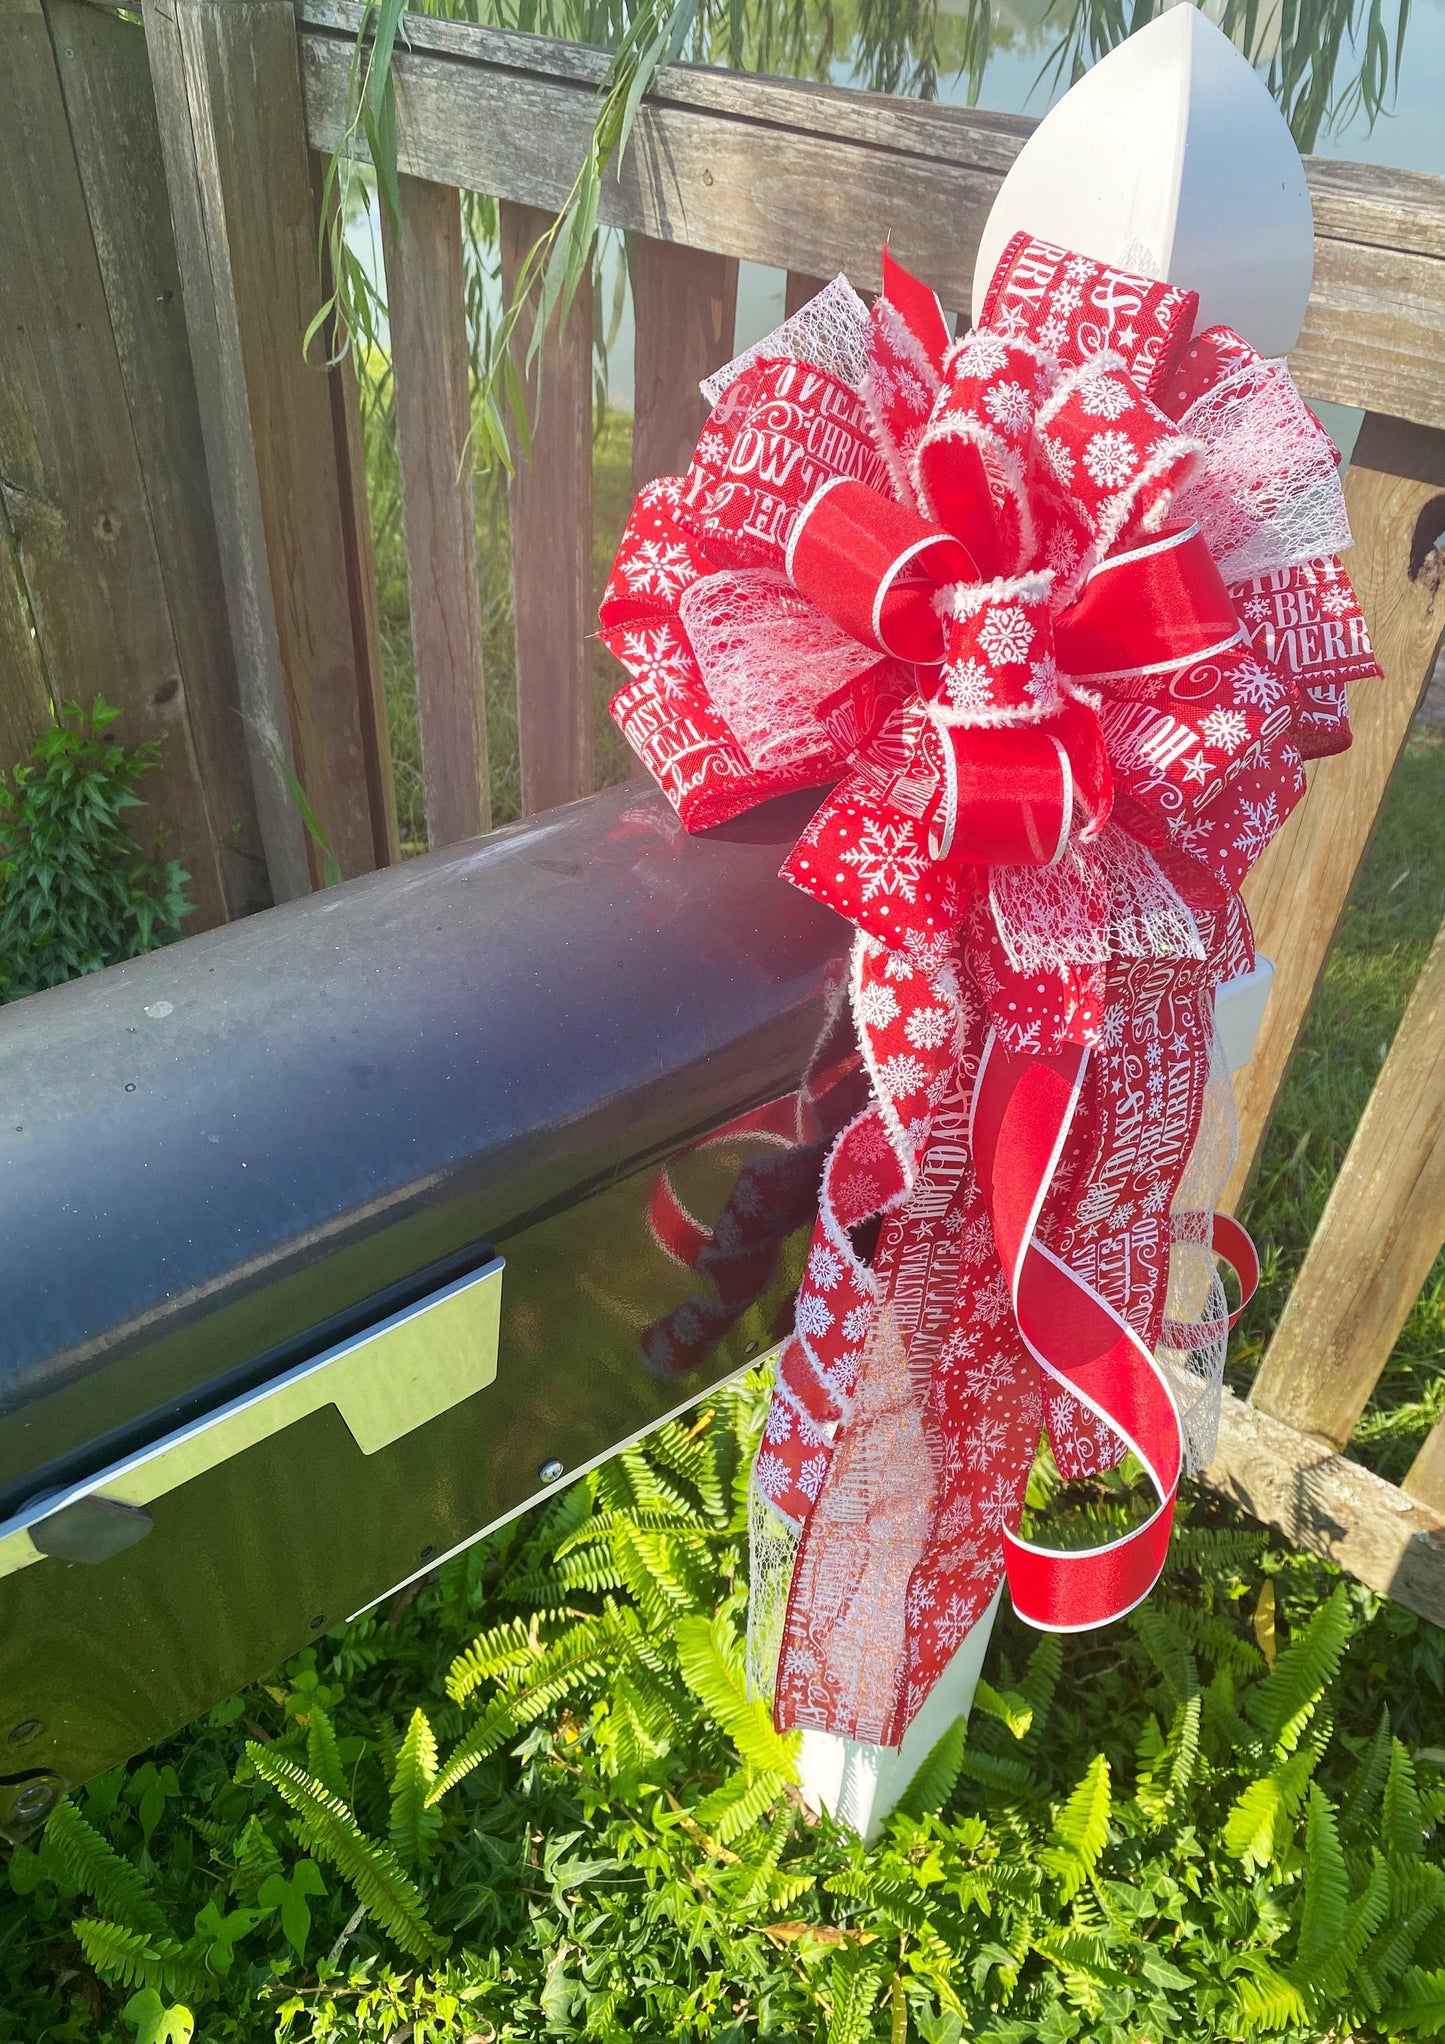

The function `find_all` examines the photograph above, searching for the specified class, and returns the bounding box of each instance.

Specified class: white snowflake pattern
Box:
[621,536,694,598]
[1320,585,1354,617]
[1038,315,1069,354]
[945,656,994,715]
[1082,429,1139,489]
[1242,596,1271,623]
[975,1272,1011,1328]
[753,1450,789,1496]
[1201,706,1249,751]
[1054,281,1082,315]
[940,1326,980,1368]
[933,1591,982,1650]
[1108,1200,1137,1231]
[978,605,1035,667]
[1234,660,1288,710]
[977,1473,1018,1532]
[762,1401,792,1444]
[965,1414,1009,1470]
[880,948,917,981]
[1143,1181,1171,1215]
[797,1452,829,1499]
[782,1644,818,1677]
[794,1291,834,1340]
[1077,374,1134,421]
[808,1244,844,1290]
[983,379,1033,435]
[1028,652,1060,704]
[878,1051,929,1099]
[894,367,932,414]
[936,1496,974,1540]
[1038,434,1075,487]
[1233,792,1281,862]
[955,330,1010,380]
[963,1213,997,1265]
[620,625,694,696]
[854,980,901,1029]
[695,431,728,466]
[840,818,927,903]
[905,1004,952,1051]
[1048,526,1082,576]
[965,1350,1017,1396]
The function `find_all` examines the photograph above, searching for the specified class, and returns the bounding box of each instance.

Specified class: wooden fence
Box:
[1,0,1444,1619]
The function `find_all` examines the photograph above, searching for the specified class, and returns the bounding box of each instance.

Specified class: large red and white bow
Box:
[601,239,1379,1745]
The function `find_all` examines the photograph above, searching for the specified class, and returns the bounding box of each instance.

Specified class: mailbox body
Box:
[0,785,854,1828]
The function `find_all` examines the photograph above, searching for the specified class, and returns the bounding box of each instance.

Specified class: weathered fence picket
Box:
[499,199,594,817]
[630,238,739,492]
[382,172,491,848]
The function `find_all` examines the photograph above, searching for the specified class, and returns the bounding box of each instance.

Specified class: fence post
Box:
[381,175,490,848]
[1224,414,1445,1207]
[499,201,593,818]
[141,0,396,895]
[630,239,738,492]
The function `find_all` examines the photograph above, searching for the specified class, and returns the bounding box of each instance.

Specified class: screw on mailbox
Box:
[7,1719,41,1747]
[538,1458,565,1485]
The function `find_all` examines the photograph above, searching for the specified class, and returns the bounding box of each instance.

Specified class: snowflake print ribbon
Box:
[600,240,1380,1747]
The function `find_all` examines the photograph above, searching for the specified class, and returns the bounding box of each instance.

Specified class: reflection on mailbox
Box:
[0,783,848,1835]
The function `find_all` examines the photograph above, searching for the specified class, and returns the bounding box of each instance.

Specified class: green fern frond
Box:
[961,1748,1040,1797]
[689,1764,788,1846]
[1046,1753,1111,1900]
[1132,1602,1199,1708]
[1342,1706,1393,1835]
[71,1917,191,1996]
[1296,1785,1348,1968]
[233,1815,284,1893]
[1383,1965,1445,2038]
[246,1743,443,1961]
[434,1606,639,1798]
[896,1717,967,1820]
[44,1800,168,1938]
[1245,1583,1351,1754]
[673,1611,798,1774]
[1235,1960,1310,2032]
[304,1702,348,1802]
[825,1956,883,2044]
[388,1708,443,1872]
[445,1613,556,1701]
[1224,1745,1317,1869]
[1383,1738,1425,1859]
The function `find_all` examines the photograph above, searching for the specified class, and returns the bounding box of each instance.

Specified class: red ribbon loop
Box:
[788,478,975,662]
[933,721,1073,866]
[1057,524,1244,682]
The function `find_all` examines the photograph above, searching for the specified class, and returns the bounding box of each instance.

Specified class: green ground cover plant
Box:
[1,1380,1442,2044]
[0,698,194,1002]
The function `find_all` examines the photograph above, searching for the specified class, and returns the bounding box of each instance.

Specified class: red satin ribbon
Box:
[1057,525,1244,681]
[788,479,974,662]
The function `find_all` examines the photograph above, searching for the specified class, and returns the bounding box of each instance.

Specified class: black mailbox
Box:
[0,783,858,1833]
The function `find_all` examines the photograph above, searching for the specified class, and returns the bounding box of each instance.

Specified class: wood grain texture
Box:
[381,175,489,847]
[296,3,1445,429]
[1406,1407,1445,1511]
[1250,916,1445,1444]
[0,0,230,926]
[1225,415,1445,1210]
[144,0,393,892]
[1201,1389,1445,1629]
[0,494,52,776]
[48,0,267,919]
[631,238,738,493]
[785,269,830,318]
[499,201,593,817]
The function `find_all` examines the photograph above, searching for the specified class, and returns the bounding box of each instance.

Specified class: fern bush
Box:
[2,1372,1443,2043]
[0,696,194,1001]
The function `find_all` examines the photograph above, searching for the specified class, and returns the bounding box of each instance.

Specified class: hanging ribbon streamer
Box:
[601,237,1377,1747]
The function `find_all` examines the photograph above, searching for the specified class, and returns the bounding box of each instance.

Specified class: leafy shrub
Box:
[0,696,194,1001]
[3,1373,1442,2043]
